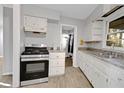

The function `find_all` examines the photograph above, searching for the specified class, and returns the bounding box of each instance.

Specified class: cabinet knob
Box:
[118,78,122,81]
[106,78,108,82]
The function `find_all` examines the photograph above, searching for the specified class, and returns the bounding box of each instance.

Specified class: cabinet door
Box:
[91,21,103,41]
[84,63,93,83]
[84,61,109,88]
[77,51,84,70]
[49,53,65,59]
[89,65,109,88]
[109,78,124,88]
[49,59,65,67]
[49,67,56,76]
[24,15,47,32]
[108,66,124,88]
[49,67,64,76]
[94,72,109,88]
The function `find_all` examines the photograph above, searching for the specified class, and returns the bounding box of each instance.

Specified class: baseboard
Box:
[0,56,3,58]
[2,72,12,75]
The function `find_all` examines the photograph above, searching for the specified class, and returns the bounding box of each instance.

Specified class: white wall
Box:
[0,29,3,57]
[60,16,86,48]
[47,23,60,48]
[84,5,124,50]
[0,26,3,57]
[60,16,86,67]
[0,5,3,57]
[24,23,60,48]
[21,5,60,48]
[20,6,25,53]
[83,5,105,49]
[22,5,60,21]
[25,32,47,45]
[3,7,13,74]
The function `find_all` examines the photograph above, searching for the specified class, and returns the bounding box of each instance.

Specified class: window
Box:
[106,16,124,48]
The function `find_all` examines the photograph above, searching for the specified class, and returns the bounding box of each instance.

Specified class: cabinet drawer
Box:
[49,67,65,76]
[49,59,65,67]
[109,78,124,88]
[49,53,65,59]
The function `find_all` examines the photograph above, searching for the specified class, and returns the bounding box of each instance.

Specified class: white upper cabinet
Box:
[91,21,103,41]
[24,15,47,32]
[85,20,104,42]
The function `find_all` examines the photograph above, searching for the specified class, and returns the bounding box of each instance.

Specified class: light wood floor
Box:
[65,57,73,67]
[0,57,12,88]
[22,67,92,88]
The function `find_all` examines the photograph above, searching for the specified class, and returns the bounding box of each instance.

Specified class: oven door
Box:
[20,60,49,81]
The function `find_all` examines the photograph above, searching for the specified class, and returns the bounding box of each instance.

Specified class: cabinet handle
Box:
[118,78,122,81]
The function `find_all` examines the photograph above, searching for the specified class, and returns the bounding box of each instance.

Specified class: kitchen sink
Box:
[89,51,124,68]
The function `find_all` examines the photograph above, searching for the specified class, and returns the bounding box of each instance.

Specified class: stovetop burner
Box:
[21,47,49,55]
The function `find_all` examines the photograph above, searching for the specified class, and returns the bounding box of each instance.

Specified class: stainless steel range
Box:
[20,46,49,86]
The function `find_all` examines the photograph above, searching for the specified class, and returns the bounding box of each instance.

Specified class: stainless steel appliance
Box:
[20,47,49,86]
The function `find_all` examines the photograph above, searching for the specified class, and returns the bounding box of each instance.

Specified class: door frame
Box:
[60,24,78,67]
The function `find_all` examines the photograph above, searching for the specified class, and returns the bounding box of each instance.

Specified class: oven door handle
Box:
[21,58,49,62]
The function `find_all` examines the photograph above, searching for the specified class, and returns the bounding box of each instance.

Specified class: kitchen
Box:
[0,4,124,88]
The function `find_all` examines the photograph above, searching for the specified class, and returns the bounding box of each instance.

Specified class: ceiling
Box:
[39,4,98,20]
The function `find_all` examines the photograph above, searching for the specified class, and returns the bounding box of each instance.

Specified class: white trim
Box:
[2,72,12,75]
[2,4,13,8]
[0,56,3,58]
[60,24,78,67]
[13,5,21,88]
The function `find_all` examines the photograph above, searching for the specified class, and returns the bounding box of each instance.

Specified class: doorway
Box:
[60,24,77,68]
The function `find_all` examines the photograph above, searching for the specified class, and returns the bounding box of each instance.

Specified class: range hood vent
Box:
[102,5,124,17]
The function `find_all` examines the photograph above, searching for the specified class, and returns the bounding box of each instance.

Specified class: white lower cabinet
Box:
[91,68,109,88]
[49,67,65,76]
[108,67,124,88]
[78,51,124,88]
[49,52,65,76]
[109,77,124,88]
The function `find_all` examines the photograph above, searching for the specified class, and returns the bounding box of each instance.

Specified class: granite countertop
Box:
[49,50,65,53]
[78,47,124,69]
